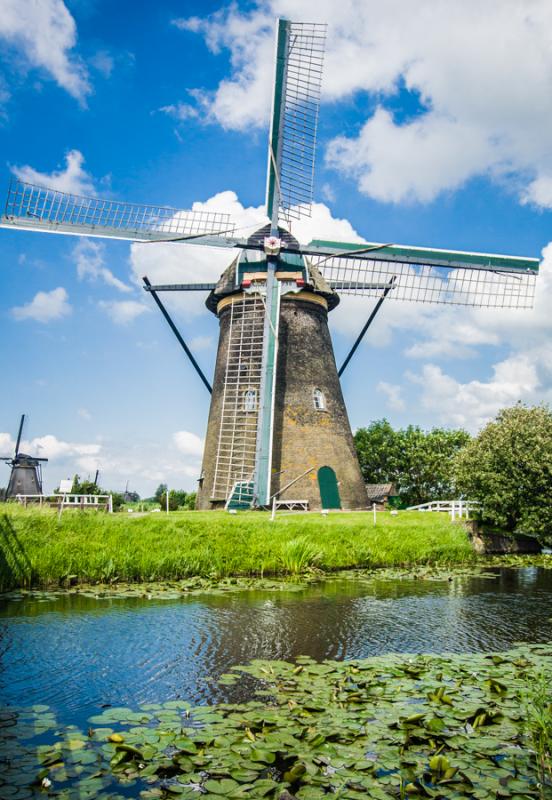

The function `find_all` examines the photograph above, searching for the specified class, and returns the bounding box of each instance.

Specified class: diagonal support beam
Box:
[338,279,395,378]
[143,276,212,394]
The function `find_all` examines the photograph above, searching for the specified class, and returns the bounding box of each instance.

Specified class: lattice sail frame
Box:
[2,179,236,241]
[316,255,537,309]
[266,20,327,225]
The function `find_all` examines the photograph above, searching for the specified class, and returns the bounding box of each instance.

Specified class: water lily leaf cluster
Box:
[1,645,551,799]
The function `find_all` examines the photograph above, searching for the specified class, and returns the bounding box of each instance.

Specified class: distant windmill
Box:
[0,20,540,511]
[1,415,48,497]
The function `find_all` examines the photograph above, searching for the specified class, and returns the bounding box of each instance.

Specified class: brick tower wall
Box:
[271,295,367,510]
[196,291,368,511]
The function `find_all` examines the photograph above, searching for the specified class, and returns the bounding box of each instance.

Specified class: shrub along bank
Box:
[0,507,474,591]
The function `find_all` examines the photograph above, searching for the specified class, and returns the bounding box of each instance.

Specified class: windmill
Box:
[0,20,540,512]
[1,415,48,497]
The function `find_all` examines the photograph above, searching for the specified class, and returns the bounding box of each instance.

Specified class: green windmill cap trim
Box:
[308,239,540,273]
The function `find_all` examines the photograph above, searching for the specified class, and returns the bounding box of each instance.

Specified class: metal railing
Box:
[406,499,480,520]
[16,493,113,513]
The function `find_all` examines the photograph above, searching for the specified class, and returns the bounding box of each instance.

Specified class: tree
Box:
[184,491,197,510]
[354,420,471,506]
[454,404,552,537]
[158,489,192,511]
[68,475,101,495]
[154,483,167,502]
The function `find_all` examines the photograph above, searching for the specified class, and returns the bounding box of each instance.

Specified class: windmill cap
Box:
[205,224,339,313]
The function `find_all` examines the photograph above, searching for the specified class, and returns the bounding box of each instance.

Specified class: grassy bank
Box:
[0,506,474,591]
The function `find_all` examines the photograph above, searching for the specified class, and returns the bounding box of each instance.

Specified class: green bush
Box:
[454,404,552,538]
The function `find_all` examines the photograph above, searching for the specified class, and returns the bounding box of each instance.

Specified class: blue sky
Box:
[1,0,551,495]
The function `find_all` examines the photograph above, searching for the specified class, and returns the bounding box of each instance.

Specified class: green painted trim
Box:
[238,253,306,282]
[309,239,540,273]
[254,266,281,506]
[266,20,290,223]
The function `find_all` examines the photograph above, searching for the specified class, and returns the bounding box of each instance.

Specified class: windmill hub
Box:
[263,236,282,256]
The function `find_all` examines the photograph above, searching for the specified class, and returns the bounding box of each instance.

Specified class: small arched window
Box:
[244,389,257,412]
[313,388,326,411]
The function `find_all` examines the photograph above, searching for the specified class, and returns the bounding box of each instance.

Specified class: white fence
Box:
[406,499,480,520]
[16,493,113,513]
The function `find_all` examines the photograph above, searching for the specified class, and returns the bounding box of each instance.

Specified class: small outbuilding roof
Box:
[365,483,397,501]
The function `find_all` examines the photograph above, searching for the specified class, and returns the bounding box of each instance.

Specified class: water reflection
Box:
[0,567,551,729]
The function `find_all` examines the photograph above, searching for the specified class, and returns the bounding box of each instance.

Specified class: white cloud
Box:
[408,355,541,433]
[176,0,552,207]
[89,50,114,78]
[78,408,92,421]
[129,190,267,317]
[0,0,90,101]
[173,430,204,457]
[0,429,206,495]
[167,8,274,130]
[73,239,131,292]
[158,101,199,122]
[29,434,101,461]
[99,299,150,325]
[377,381,405,412]
[11,287,71,322]
[12,150,96,195]
[326,108,493,204]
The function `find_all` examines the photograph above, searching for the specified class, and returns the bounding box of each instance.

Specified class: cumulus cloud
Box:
[174,0,552,207]
[129,190,267,317]
[0,429,206,495]
[0,431,101,465]
[173,430,204,457]
[73,239,131,292]
[11,287,71,322]
[99,299,150,325]
[0,0,90,102]
[377,381,405,412]
[169,8,274,130]
[12,150,97,195]
[407,355,541,433]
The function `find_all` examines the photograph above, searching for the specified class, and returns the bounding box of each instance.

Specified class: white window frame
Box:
[244,388,258,412]
[313,388,326,411]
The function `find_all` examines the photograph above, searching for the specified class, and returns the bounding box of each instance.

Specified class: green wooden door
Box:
[318,466,341,509]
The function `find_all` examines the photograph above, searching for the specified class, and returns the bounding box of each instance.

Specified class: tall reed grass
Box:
[0,506,474,591]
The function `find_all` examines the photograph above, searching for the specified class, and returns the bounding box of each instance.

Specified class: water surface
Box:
[1,567,551,728]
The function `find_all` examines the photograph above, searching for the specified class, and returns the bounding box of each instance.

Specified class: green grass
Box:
[0,506,474,591]
[524,672,552,797]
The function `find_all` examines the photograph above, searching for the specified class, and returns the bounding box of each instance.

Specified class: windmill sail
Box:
[304,240,539,309]
[266,20,327,228]
[1,179,236,242]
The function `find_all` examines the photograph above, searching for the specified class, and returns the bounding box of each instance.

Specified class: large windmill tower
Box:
[0,20,540,512]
